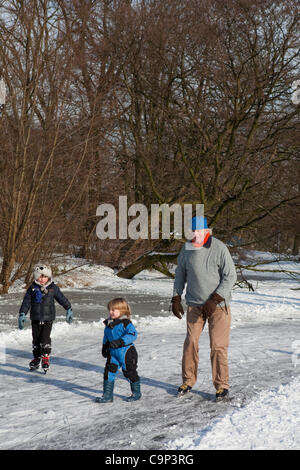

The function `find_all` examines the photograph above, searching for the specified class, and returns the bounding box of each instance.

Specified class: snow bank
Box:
[7,250,300,293]
[7,261,117,293]
[7,257,174,298]
[235,250,300,280]
[166,375,300,450]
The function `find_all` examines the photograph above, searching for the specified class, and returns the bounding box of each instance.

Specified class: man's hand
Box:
[202,292,225,317]
[171,295,184,319]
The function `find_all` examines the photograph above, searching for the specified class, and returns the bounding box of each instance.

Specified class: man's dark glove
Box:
[102,342,110,358]
[202,292,225,317]
[171,295,184,319]
[109,339,125,349]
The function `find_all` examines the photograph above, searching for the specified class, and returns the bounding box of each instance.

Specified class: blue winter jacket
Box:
[102,316,138,360]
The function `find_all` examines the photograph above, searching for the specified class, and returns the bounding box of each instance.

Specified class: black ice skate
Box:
[29,357,41,370]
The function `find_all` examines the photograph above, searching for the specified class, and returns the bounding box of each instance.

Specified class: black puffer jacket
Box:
[19,282,71,322]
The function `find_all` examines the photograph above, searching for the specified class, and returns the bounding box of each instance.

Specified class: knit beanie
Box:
[191,216,208,230]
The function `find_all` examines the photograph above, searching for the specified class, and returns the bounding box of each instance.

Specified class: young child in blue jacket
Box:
[96,297,141,403]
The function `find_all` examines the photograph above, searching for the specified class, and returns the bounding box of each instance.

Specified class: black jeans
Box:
[31,321,53,358]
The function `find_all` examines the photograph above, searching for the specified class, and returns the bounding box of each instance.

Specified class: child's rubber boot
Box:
[127,380,142,402]
[95,380,114,403]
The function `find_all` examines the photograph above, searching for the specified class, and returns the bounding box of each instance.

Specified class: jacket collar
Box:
[188,235,212,248]
[104,314,129,328]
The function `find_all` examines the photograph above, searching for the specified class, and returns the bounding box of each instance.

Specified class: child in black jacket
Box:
[18,264,73,372]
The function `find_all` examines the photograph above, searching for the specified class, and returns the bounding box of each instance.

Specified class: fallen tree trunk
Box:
[116,251,179,279]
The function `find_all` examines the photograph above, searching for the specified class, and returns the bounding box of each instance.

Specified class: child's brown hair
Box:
[107,297,131,318]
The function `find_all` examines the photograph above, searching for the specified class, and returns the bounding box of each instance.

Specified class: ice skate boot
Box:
[29,357,41,370]
[41,354,50,374]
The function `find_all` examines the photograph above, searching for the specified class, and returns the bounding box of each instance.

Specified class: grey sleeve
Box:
[214,246,237,299]
[173,247,187,296]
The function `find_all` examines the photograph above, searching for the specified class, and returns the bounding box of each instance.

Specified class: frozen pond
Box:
[0,272,299,450]
[0,286,172,331]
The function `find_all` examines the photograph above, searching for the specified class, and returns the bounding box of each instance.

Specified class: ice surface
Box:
[0,257,299,450]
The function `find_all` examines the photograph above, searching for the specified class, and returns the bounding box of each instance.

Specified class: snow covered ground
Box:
[0,253,299,450]
[166,375,300,450]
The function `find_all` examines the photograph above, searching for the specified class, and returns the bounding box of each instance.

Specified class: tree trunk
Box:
[0,251,16,293]
[117,252,178,279]
[292,233,300,256]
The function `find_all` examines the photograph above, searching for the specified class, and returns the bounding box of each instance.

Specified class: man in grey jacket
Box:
[171,216,237,401]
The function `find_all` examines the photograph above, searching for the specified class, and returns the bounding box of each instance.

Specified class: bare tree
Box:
[0,0,96,291]
[0,0,299,288]
[110,0,300,275]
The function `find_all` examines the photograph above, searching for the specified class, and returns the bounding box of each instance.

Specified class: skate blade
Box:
[29,367,48,375]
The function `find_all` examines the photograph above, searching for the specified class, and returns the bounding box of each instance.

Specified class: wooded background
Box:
[0,0,299,292]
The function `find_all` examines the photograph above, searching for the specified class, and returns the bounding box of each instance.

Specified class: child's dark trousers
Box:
[31,320,53,358]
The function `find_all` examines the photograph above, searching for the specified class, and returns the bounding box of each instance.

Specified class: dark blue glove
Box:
[109,339,125,349]
[66,308,73,324]
[18,312,26,330]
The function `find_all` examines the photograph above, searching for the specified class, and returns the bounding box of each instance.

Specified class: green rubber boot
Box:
[127,380,142,402]
[95,380,114,403]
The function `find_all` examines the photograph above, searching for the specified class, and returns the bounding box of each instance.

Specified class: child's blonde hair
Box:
[107,297,131,318]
